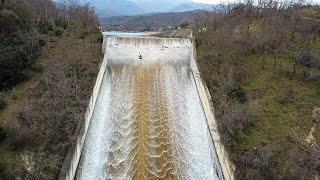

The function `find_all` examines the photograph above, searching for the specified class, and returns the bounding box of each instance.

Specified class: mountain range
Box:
[93,0,146,17]
[100,10,207,31]
[91,0,215,18]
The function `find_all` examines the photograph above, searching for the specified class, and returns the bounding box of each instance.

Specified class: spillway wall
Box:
[190,38,235,180]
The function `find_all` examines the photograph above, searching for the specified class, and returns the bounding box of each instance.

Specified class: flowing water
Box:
[76,36,223,180]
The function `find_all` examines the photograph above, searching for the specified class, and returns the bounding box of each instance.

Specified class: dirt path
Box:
[306,107,320,146]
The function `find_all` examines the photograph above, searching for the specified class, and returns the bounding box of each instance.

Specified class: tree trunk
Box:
[291,31,295,41]
[261,55,266,70]
[292,62,297,77]
[273,51,278,71]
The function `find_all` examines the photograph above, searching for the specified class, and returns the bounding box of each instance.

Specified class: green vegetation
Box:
[195,2,320,179]
[54,27,64,37]
[0,0,101,179]
[0,14,40,90]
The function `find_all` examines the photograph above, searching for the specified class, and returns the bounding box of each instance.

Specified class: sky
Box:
[193,0,320,4]
[192,0,221,4]
[83,0,319,7]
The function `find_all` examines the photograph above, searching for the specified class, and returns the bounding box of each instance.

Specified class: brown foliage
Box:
[17,35,100,148]
[0,33,101,179]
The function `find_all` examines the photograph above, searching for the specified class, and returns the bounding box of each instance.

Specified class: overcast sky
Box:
[192,0,221,4]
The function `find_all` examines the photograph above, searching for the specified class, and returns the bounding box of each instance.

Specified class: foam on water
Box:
[76,37,223,180]
[107,37,192,47]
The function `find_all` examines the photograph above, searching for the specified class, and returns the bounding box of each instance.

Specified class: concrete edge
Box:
[59,33,109,180]
[190,38,236,180]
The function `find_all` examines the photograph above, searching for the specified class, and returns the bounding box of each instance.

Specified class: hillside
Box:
[152,29,193,38]
[195,4,320,179]
[0,0,101,179]
[101,10,201,31]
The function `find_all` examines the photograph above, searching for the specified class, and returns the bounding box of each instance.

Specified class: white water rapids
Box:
[76,36,223,180]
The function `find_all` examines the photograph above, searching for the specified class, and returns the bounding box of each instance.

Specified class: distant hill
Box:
[171,2,215,12]
[101,10,203,31]
[96,0,146,17]
[91,0,214,18]
[130,0,191,12]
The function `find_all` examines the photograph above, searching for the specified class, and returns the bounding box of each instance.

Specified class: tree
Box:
[0,10,19,34]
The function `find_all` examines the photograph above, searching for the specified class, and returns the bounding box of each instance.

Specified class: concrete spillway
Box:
[75,37,224,179]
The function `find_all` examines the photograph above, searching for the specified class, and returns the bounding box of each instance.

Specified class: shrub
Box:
[301,70,320,82]
[0,10,20,34]
[244,169,264,180]
[31,64,44,73]
[21,149,62,179]
[9,136,29,151]
[282,175,303,180]
[8,129,32,151]
[0,163,7,178]
[97,35,103,43]
[38,39,46,47]
[215,99,253,147]
[227,84,247,103]
[235,146,276,179]
[294,51,312,67]
[0,99,6,111]
[180,21,190,28]
[302,146,320,177]
[0,28,41,90]
[54,17,68,30]
[0,127,7,144]
[38,19,54,34]
[79,30,89,39]
[48,30,55,36]
[90,27,101,34]
[311,49,320,68]
[277,88,295,104]
[54,27,64,37]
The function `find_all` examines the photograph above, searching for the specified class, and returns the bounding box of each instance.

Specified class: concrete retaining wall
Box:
[102,35,107,55]
[59,33,109,180]
[190,38,235,180]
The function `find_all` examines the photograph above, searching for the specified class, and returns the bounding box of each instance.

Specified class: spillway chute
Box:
[76,35,224,180]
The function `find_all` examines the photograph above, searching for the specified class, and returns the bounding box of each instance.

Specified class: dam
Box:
[60,34,234,180]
